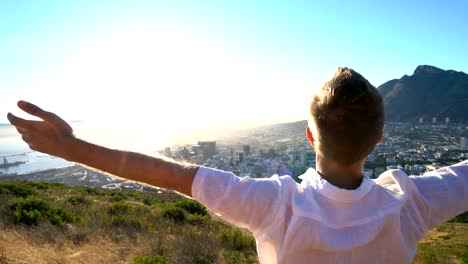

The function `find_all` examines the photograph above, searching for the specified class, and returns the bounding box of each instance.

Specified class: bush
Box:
[186,214,210,225]
[221,250,257,264]
[450,211,468,223]
[174,200,208,216]
[48,207,78,228]
[81,187,105,196]
[25,181,60,190]
[108,202,131,216]
[67,195,92,205]
[130,254,172,264]
[220,229,256,251]
[10,197,50,225]
[143,197,157,206]
[0,181,36,198]
[10,197,77,227]
[111,216,143,229]
[162,207,186,223]
[194,252,215,264]
[12,207,43,225]
[109,192,126,202]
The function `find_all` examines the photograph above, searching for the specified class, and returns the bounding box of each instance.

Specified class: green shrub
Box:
[450,211,468,223]
[221,250,257,264]
[174,200,208,216]
[194,252,215,264]
[130,254,172,264]
[108,202,131,216]
[67,195,92,205]
[129,192,142,200]
[0,181,36,197]
[143,197,156,206]
[220,229,256,251]
[10,197,77,227]
[458,251,468,264]
[109,192,126,202]
[25,181,59,190]
[10,197,50,225]
[81,187,105,196]
[48,207,78,228]
[162,207,186,223]
[12,207,43,225]
[111,215,143,229]
[186,214,210,225]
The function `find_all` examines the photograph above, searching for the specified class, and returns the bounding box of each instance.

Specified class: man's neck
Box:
[315,155,365,190]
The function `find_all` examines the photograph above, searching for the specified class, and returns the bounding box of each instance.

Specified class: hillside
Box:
[378,65,468,122]
[0,180,257,264]
[0,179,466,263]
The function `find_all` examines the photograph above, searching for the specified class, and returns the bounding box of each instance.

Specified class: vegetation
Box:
[0,179,466,263]
[413,217,468,264]
[0,180,257,263]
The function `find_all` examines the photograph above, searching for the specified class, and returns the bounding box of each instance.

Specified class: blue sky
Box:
[1,0,467,136]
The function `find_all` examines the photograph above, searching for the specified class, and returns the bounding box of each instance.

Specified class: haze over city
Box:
[1,0,467,148]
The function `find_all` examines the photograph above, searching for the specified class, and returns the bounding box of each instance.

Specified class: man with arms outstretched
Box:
[7,68,468,263]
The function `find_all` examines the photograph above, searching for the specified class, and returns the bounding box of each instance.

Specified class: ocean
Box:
[0,125,73,175]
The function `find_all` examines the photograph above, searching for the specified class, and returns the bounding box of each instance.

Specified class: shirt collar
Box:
[298,168,374,202]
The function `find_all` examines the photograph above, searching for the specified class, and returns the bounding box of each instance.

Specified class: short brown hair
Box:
[309,67,384,165]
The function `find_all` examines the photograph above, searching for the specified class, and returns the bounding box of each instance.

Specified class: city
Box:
[163,119,468,182]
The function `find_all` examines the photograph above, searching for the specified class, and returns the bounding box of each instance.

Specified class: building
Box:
[462,137,467,150]
[238,152,244,163]
[432,117,437,123]
[419,117,424,124]
[243,145,251,156]
[3,157,7,165]
[164,147,172,157]
[198,141,216,159]
[445,117,450,124]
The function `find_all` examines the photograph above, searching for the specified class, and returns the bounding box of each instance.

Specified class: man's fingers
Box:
[17,100,50,120]
[7,113,43,131]
[21,135,31,142]
[17,100,73,134]
[7,113,31,128]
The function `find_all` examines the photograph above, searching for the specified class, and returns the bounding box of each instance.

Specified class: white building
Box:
[445,117,450,124]
[419,117,424,124]
[462,137,467,150]
[432,117,437,123]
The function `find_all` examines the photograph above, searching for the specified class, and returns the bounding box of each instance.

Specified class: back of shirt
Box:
[191,160,468,264]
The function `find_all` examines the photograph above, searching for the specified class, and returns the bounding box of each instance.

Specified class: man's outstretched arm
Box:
[7,100,198,197]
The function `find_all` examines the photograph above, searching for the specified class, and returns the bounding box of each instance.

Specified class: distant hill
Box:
[378,65,468,122]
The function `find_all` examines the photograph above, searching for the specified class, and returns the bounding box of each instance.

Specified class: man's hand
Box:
[7,101,75,159]
[7,100,198,196]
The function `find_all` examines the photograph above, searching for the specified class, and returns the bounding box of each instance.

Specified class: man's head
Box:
[307,67,384,166]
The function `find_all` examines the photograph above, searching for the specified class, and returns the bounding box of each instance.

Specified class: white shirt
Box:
[192,160,468,264]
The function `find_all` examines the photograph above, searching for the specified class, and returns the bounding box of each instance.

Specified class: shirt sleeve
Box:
[191,166,293,234]
[409,159,468,229]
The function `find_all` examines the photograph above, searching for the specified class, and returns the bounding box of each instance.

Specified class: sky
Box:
[1,0,467,147]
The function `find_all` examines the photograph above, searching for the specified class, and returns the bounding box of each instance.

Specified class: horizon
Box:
[1,1,468,138]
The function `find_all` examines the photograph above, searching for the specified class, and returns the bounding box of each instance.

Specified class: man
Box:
[7,68,468,263]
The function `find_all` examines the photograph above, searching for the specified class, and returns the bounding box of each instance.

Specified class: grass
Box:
[0,180,257,263]
[0,179,466,263]
[413,220,468,264]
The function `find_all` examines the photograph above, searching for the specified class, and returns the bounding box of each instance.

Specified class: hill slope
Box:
[0,180,257,264]
[378,65,468,122]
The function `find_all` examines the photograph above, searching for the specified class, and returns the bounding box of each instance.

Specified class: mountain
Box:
[378,65,468,122]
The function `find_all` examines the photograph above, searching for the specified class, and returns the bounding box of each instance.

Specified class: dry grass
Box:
[413,222,468,264]
[0,224,149,264]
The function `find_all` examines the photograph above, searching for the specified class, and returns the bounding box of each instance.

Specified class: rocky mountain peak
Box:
[413,65,445,75]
